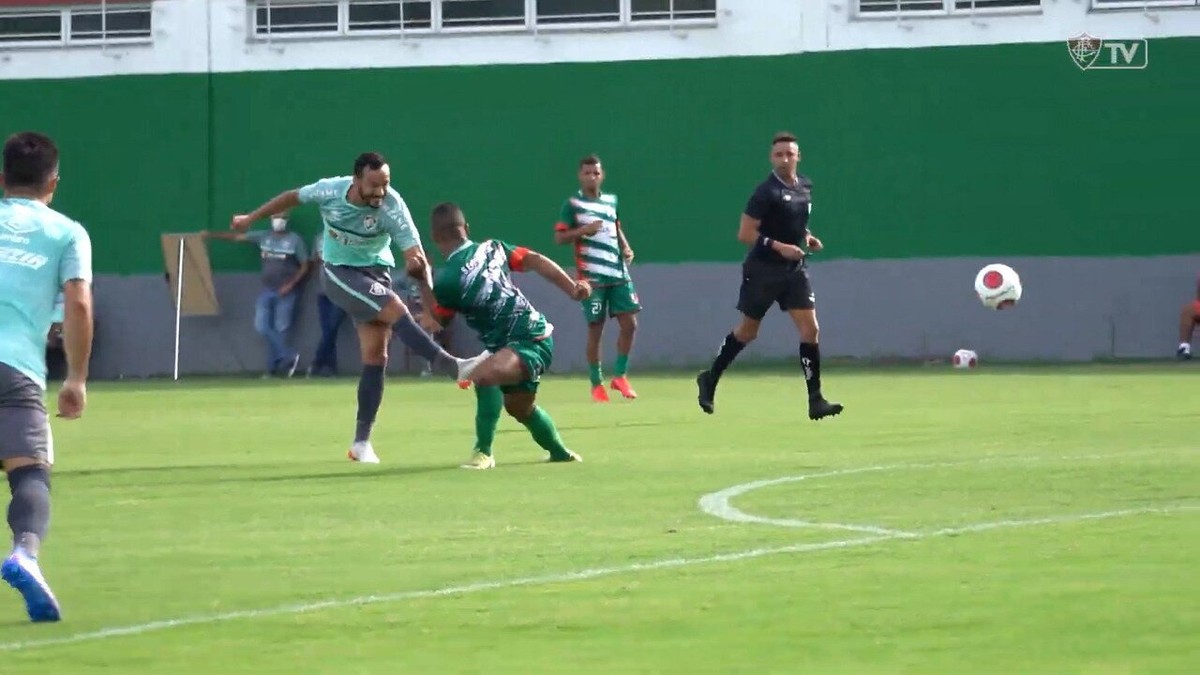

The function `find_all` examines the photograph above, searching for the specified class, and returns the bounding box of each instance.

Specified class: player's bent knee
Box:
[375,297,408,325]
[503,396,535,421]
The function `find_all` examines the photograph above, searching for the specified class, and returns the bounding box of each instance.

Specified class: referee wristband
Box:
[756,235,774,249]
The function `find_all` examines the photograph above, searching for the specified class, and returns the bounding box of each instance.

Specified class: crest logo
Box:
[1068,33,1148,71]
[363,216,378,231]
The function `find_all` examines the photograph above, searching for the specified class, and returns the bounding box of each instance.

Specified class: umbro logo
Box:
[368,282,387,296]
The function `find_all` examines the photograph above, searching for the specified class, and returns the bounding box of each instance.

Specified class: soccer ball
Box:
[974,263,1022,310]
[952,349,978,369]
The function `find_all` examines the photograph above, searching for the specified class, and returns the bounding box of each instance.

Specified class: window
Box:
[0,11,61,43]
[536,0,620,25]
[630,0,717,22]
[348,0,432,32]
[1091,0,1197,8]
[250,0,719,38]
[71,6,153,41]
[857,0,1040,15]
[953,0,1040,8]
[0,3,151,46]
[255,2,339,35]
[440,0,524,28]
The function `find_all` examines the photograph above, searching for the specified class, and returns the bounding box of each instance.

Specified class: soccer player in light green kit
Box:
[231,152,489,464]
[429,202,587,470]
[555,155,640,403]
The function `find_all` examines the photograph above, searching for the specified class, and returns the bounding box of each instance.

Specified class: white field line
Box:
[1,449,1193,652]
[1,506,1194,652]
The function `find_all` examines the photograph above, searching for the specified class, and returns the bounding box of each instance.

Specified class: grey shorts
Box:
[0,363,52,465]
[320,264,395,322]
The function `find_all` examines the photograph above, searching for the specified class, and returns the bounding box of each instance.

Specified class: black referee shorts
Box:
[736,258,815,320]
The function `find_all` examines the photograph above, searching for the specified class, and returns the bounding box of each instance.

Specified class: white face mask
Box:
[270,218,287,232]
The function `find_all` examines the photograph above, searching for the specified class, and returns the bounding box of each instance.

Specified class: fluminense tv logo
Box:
[1068,33,1148,70]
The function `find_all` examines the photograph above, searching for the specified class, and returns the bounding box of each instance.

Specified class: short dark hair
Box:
[430,202,467,239]
[772,131,798,146]
[2,132,59,189]
[579,154,601,168]
[353,151,387,177]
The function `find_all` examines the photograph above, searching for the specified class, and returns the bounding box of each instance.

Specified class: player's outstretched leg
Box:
[390,308,490,382]
[462,385,501,470]
[2,457,60,623]
[468,349,580,463]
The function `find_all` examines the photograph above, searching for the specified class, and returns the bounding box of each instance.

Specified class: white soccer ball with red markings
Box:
[974,263,1022,310]
[952,349,978,369]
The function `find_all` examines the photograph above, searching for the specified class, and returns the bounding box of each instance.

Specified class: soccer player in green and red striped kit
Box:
[555,155,640,402]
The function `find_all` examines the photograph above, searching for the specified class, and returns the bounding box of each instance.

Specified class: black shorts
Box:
[0,363,52,465]
[736,258,815,320]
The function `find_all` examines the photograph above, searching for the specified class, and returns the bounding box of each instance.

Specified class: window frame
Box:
[247,0,718,42]
[0,2,153,48]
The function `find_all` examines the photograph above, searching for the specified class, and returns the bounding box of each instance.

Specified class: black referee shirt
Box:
[743,171,813,265]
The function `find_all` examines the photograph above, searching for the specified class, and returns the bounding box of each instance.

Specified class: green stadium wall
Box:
[2,38,1198,276]
[3,38,1197,378]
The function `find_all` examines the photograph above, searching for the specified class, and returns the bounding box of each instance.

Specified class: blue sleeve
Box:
[744,183,771,221]
[244,230,267,245]
[384,190,420,252]
[58,223,93,286]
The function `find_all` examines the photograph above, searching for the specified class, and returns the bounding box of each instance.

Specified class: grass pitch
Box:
[1,364,1196,673]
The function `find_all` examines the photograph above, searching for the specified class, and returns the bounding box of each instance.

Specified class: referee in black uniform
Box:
[696,132,843,420]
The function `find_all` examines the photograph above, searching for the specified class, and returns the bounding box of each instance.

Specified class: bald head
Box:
[430,202,469,254]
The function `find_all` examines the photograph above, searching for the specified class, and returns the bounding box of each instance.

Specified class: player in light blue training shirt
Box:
[0,131,94,623]
[231,151,488,464]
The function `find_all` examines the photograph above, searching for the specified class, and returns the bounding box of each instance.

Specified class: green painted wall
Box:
[3,38,1198,274]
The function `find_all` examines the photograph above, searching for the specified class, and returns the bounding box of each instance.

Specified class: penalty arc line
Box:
[0,504,1195,653]
[697,450,1198,535]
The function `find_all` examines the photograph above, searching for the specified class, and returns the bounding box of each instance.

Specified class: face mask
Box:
[271,218,287,232]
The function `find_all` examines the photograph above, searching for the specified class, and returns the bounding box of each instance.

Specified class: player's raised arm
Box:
[231,189,302,232]
[518,248,591,301]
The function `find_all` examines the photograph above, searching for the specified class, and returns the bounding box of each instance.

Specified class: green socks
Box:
[590,356,630,383]
[474,386,503,456]
[521,406,572,460]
